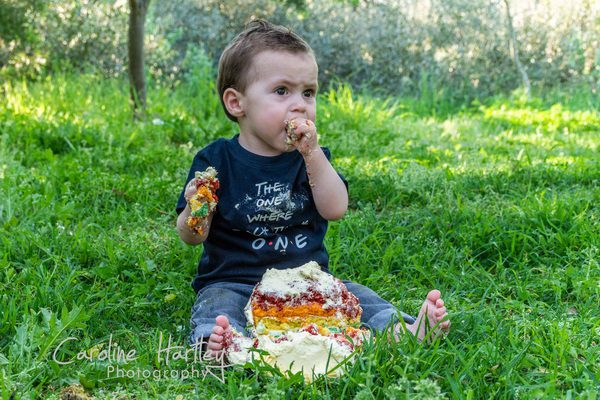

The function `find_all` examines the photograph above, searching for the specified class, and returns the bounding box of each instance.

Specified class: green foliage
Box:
[0,71,599,398]
[0,0,48,76]
[0,0,46,44]
[154,0,599,101]
[1,0,598,102]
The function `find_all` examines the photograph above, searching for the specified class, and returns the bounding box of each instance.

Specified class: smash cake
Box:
[223,261,370,380]
[285,118,301,145]
[185,167,220,235]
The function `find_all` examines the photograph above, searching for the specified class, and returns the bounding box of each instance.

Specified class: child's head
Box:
[217,20,315,122]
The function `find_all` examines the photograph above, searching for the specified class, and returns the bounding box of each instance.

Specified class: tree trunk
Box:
[503,0,531,97]
[128,0,150,119]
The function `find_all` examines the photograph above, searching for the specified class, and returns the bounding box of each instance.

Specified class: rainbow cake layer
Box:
[245,261,362,336]
[224,262,369,380]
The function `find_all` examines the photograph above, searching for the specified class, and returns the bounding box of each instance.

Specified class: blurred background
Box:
[1,0,598,106]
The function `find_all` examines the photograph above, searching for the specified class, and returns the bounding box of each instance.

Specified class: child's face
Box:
[235,50,318,156]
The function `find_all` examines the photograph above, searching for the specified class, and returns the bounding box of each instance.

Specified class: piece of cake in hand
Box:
[285,119,300,145]
[285,118,313,145]
[185,167,220,235]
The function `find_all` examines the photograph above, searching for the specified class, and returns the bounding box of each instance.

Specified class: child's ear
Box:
[223,88,245,119]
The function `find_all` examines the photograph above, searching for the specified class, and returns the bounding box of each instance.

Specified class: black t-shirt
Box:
[176,135,347,293]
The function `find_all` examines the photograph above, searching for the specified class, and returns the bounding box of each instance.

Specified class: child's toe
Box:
[215,315,230,328]
[209,333,223,343]
[427,290,441,303]
[207,341,223,350]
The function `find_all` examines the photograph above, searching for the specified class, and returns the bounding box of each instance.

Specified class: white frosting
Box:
[194,166,217,180]
[244,301,254,331]
[228,331,353,381]
[226,335,254,365]
[260,332,353,380]
[257,261,339,297]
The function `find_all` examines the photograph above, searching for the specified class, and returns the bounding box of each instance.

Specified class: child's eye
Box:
[303,89,315,98]
[275,87,288,95]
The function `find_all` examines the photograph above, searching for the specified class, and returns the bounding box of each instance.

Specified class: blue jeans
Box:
[189,281,416,344]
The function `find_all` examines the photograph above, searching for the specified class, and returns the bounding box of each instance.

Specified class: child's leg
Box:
[343,281,415,330]
[344,281,450,341]
[189,282,254,349]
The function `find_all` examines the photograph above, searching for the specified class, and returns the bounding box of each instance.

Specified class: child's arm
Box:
[291,120,348,221]
[176,179,214,245]
[177,206,213,245]
[305,148,348,220]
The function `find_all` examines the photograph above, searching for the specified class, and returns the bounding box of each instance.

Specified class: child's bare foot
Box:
[205,315,230,360]
[396,290,450,342]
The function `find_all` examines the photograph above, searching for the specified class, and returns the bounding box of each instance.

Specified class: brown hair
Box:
[217,19,314,122]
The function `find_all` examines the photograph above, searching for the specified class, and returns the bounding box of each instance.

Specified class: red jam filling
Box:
[251,281,361,319]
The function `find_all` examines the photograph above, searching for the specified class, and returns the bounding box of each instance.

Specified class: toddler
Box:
[175,20,450,355]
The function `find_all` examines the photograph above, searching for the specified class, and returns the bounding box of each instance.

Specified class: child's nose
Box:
[289,93,307,114]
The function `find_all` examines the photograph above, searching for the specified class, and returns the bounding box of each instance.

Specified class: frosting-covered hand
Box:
[185,167,219,235]
[285,118,319,157]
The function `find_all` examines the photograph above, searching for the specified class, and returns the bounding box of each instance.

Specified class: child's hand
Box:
[184,179,210,235]
[184,178,199,203]
[286,118,319,157]
[183,169,220,236]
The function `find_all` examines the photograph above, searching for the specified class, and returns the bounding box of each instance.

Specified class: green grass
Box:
[0,72,598,399]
